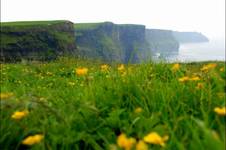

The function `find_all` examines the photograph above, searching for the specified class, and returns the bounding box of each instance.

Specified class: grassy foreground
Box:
[0,58,225,150]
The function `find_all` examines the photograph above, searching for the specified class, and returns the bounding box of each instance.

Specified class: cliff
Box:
[1,20,207,63]
[172,31,209,43]
[145,29,179,54]
[1,20,76,61]
[74,22,150,63]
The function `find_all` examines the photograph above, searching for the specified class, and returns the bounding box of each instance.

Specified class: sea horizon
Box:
[165,37,225,62]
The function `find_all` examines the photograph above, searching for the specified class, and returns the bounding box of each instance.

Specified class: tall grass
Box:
[0,58,225,150]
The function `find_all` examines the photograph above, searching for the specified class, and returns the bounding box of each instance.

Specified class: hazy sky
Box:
[1,0,225,38]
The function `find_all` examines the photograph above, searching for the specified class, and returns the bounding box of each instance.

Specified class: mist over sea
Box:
[166,38,225,62]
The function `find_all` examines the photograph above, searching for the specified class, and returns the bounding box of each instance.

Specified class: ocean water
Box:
[166,38,225,62]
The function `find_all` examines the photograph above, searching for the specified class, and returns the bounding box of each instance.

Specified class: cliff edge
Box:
[1,20,76,61]
[74,22,149,63]
[145,29,179,55]
[173,31,209,43]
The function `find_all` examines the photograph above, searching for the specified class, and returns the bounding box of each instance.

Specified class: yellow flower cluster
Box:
[118,64,127,77]
[171,63,180,71]
[219,67,224,72]
[214,107,226,116]
[117,132,168,150]
[75,67,88,76]
[200,63,217,72]
[178,76,190,82]
[196,83,204,89]
[0,92,13,100]
[189,76,201,81]
[118,64,125,72]
[101,64,110,72]
[22,134,44,145]
[11,110,29,120]
[117,133,136,150]
[178,76,200,82]
[143,132,169,147]
[75,64,127,76]
[136,140,148,150]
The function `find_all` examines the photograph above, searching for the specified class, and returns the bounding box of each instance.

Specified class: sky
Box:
[1,0,225,39]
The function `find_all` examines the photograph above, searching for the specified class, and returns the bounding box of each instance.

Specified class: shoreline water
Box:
[163,38,225,62]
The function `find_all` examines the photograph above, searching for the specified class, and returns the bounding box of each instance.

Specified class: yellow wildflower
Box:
[117,133,136,150]
[100,64,110,72]
[220,67,224,72]
[135,107,143,113]
[143,132,168,147]
[196,83,204,89]
[171,63,180,71]
[22,134,44,145]
[178,76,190,82]
[189,76,200,81]
[11,110,29,120]
[118,64,125,72]
[75,67,88,76]
[201,63,217,72]
[200,66,209,72]
[179,76,201,82]
[0,92,13,99]
[214,107,226,116]
[136,140,148,150]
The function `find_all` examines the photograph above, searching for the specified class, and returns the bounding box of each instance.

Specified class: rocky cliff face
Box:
[118,24,150,62]
[1,20,208,63]
[1,20,76,61]
[145,29,179,55]
[74,22,149,63]
[75,23,183,62]
[172,31,209,43]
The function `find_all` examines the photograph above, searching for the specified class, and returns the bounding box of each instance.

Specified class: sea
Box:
[164,38,225,62]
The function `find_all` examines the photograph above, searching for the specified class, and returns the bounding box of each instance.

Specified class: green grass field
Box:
[0,58,225,150]
[1,20,67,27]
[74,22,105,30]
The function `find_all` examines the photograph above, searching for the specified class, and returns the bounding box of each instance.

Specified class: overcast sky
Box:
[1,0,225,38]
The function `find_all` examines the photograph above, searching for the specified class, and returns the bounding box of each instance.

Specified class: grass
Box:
[74,22,106,31]
[74,22,145,31]
[1,20,68,27]
[0,58,225,150]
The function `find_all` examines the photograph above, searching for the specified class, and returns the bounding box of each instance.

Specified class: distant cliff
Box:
[74,22,183,62]
[173,31,209,43]
[145,29,179,54]
[1,20,76,61]
[1,20,209,63]
[74,22,149,63]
